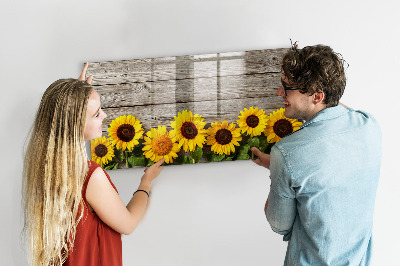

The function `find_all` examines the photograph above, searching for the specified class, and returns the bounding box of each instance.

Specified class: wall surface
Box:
[1,0,399,265]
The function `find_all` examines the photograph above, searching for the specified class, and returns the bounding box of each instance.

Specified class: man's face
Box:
[277,73,315,121]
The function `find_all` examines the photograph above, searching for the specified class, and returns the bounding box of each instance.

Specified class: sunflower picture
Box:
[206,121,242,155]
[237,107,268,137]
[91,106,293,169]
[108,115,144,151]
[142,126,181,164]
[171,110,207,152]
[91,107,295,169]
[91,136,115,166]
[264,108,303,143]
[86,48,293,169]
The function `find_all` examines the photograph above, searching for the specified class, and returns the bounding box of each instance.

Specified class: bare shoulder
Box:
[85,165,133,234]
[91,166,107,180]
[86,167,115,200]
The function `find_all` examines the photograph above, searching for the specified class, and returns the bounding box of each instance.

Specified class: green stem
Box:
[125,151,129,168]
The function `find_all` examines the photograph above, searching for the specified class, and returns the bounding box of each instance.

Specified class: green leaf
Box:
[131,139,145,157]
[237,154,250,160]
[247,137,260,149]
[126,158,132,167]
[112,163,119,170]
[127,156,146,167]
[258,135,269,153]
[190,146,203,163]
[183,156,195,164]
[176,156,185,165]
[176,155,195,164]
[146,160,155,167]
[104,164,113,170]
[134,156,146,166]
[223,156,234,161]
[237,144,250,155]
[125,151,131,168]
[206,153,225,162]
[114,149,125,162]
[104,162,118,170]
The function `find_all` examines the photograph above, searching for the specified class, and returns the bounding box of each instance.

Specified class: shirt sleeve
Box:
[266,145,297,241]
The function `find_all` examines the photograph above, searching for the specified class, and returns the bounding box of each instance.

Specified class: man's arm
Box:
[265,147,297,239]
[266,189,296,237]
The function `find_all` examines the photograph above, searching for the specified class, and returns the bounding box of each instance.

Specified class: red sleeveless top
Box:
[64,161,122,266]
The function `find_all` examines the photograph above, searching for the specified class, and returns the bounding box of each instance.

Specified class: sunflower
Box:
[237,106,268,137]
[108,115,144,151]
[264,108,303,143]
[91,136,115,165]
[170,110,207,152]
[206,121,242,155]
[142,126,181,164]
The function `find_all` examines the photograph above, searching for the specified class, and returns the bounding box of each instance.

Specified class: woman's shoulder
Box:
[86,160,118,193]
[84,160,103,188]
[88,160,101,169]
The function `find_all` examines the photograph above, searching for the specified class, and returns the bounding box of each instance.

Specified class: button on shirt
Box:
[266,105,382,266]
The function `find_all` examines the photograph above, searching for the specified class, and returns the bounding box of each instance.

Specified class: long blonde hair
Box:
[23,79,93,265]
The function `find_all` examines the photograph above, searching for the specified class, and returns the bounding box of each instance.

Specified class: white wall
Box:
[2,0,399,265]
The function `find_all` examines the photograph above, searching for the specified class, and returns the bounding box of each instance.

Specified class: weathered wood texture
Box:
[87,48,288,133]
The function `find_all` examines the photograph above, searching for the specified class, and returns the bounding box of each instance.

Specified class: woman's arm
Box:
[339,102,349,109]
[86,158,165,235]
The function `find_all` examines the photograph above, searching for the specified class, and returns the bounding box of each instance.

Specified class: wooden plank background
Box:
[87,48,288,134]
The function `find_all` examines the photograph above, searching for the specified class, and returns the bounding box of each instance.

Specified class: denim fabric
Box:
[266,105,382,266]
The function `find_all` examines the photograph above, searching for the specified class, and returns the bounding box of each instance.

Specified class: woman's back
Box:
[64,160,122,266]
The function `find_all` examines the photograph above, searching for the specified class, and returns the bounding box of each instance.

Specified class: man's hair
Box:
[281,44,347,107]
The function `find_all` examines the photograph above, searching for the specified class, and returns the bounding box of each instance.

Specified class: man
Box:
[251,44,381,265]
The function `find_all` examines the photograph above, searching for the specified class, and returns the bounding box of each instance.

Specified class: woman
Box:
[22,63,164,265]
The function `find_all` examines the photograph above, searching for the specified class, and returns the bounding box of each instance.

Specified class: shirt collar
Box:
[301,105,348,129]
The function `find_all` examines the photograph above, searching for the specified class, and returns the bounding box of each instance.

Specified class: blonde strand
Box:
[22,79,91,265]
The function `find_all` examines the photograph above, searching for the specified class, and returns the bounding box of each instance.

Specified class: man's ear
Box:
[313,92,325,104]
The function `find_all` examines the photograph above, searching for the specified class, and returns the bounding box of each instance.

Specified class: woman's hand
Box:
[141,158,165,186]
[251,147,271,169]
[78,62,93,84]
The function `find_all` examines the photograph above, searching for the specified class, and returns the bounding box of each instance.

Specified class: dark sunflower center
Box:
[181,122,198,139]
[246,115,259,128]
[273,119,293,138]
[215,129,233,145]
[116,124,135,142]
[94,144,108,157]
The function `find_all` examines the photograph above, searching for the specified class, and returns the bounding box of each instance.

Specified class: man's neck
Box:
[305,104,327,121]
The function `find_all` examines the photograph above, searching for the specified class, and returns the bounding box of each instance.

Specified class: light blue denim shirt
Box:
[266,105,382,266]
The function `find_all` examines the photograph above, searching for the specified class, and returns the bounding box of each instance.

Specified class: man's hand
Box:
[251,147,271,169]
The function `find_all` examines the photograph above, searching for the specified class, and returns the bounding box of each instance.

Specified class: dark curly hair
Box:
[281,43,347,107]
